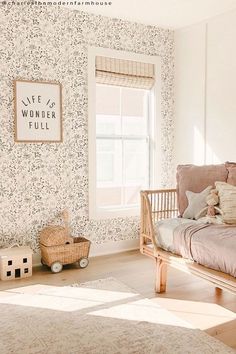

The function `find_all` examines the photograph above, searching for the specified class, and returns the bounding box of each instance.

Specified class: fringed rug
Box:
[0,277,234,354]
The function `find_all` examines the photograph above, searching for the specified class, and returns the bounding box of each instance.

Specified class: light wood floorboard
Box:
[0,250,235,349]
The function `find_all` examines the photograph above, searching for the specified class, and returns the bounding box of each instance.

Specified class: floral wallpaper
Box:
[0,4,174,252]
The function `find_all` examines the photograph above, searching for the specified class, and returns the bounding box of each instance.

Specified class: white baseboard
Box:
[89,239,139,257]
[33,239,139,266]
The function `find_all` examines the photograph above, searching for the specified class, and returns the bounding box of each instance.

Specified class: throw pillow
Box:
[226,166,236,186]
[215,181,236,224]
[176,164,227,216]
[182,186,212,220]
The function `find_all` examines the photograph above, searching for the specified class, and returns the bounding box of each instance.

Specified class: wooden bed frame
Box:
[140,189,236,294]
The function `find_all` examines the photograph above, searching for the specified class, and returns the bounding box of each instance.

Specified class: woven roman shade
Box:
[95,56,155,90]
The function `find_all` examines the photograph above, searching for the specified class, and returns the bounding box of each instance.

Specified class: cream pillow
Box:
[215,181,236,224]
[183,186,212,220]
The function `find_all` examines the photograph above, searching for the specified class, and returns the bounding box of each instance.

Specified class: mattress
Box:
[155,218,236,277]
[154,218,196,252]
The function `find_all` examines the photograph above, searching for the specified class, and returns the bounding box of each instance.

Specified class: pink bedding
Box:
[173,223,236,277]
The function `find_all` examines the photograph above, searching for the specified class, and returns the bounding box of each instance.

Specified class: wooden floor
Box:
[0,250,235,350]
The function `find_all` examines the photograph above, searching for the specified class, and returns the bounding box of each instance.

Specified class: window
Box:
[96,85,150,211]
[88,47,161,219]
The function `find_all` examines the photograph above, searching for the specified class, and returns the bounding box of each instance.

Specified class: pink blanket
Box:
[173,223,236,277]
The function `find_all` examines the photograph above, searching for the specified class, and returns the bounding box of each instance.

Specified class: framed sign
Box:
[14,80,62,142]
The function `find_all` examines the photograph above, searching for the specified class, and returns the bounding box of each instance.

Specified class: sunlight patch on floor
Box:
[151,298,236,330]
[88,298,194,328]
[0,284,138,312]
[0,283,235,335]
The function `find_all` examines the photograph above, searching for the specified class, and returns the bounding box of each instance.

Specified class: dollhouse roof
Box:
[0,246,33,258]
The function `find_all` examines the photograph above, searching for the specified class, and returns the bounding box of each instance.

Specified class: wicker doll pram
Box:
[40,211,91,273]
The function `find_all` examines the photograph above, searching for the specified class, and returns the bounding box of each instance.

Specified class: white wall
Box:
[174,10,236,168]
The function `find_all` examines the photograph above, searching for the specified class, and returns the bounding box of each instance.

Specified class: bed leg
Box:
[155,257,167,293]
[215,287,222,295]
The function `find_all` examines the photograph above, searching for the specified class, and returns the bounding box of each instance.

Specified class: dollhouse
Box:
[0,245,33,280]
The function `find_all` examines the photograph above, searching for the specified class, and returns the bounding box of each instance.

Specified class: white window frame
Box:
[88,46,162,220]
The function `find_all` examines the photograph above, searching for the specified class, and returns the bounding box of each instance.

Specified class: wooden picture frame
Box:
[14,79,63,143]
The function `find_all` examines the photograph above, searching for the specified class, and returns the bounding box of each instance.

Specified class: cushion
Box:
[225,162,236,186]
[226,167,236,186]
[176,164,228,216]
[225,161,236,168]
[182,186,212,219]
[215,181,236,224]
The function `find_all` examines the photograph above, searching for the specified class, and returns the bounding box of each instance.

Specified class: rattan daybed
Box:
[140,188,236,294]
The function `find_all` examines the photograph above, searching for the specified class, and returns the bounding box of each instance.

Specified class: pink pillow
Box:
[176,164,228,216]
[225,162,236,185]
[225,161,236,167]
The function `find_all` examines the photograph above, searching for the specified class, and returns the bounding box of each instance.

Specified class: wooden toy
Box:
[0,244,33,280]
[40,210,91,273]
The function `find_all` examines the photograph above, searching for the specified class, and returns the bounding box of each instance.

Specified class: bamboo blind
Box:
[96,56,155,89]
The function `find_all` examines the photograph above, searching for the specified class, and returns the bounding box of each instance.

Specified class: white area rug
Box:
[0,277,234,354]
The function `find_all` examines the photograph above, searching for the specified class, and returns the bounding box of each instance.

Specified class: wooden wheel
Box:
[78,258,89,268]
[51,261,63,273]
